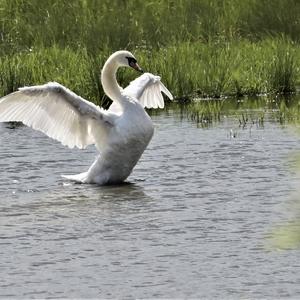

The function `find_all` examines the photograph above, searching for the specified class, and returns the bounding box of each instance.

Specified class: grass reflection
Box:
[181,95,300,127]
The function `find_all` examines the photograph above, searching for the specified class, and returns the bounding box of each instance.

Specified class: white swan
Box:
[0,50,173,185]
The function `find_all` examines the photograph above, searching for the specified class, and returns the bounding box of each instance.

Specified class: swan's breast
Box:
[85,102,154,184]
[99,103,153,181]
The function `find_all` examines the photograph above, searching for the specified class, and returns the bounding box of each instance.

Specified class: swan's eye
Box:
[126,56,143,73]
[126,57,137,65]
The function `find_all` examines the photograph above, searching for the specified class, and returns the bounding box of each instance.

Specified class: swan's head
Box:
[111,50,144,73]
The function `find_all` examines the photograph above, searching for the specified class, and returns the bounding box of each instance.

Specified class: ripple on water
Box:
[0,111,300,298]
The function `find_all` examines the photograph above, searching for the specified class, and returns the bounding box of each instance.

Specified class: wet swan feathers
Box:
[0,50,173,184]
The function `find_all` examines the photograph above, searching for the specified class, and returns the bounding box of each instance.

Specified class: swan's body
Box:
[0,51,173,185]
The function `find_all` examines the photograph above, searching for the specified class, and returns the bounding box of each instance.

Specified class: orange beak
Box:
[129,61,144,73]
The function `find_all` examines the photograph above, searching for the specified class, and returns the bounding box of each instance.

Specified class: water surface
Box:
[1,98,300,298]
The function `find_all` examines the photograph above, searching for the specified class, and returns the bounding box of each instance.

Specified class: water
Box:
[1,100,300,298]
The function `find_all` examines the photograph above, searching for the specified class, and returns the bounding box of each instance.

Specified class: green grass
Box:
[1,38,298,103]
[0,0,300,104]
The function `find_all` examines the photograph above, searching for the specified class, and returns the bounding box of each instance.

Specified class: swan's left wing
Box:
[123,73,173,109]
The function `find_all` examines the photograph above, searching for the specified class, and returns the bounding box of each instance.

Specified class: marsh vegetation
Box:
[0,0,299,104]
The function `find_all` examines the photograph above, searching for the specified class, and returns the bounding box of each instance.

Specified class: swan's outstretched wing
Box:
[0,82,112,149]
[123,73,173,109]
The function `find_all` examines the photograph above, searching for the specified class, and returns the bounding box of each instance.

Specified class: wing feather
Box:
[123,73,173,109]
[0,82,112,149]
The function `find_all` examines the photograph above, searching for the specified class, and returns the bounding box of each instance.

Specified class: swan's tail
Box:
[61,172,88,183]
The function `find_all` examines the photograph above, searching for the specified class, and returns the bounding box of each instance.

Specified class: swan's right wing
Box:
[0,82,113,149]
[123,73,173,109]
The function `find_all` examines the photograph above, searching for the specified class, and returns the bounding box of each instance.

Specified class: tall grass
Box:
[269,39,298,94]
[0,47,104,104]
[141,38,300,98]
[0,38,299,103]
[0,0,299,103]
[1,0,299,53]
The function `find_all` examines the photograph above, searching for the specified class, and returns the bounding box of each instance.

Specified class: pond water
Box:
[1,98,300,298]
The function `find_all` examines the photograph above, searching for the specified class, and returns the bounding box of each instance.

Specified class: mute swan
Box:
[0,50,173,185]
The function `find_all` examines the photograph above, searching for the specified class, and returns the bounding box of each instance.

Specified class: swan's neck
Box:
[101,59,122,103]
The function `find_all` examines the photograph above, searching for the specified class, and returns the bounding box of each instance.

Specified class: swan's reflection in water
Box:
[7,181,155,221]
[57,180,152,202]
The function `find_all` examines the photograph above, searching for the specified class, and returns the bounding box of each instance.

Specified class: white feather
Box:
[0,82,111,149]
[123,72,173,109]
